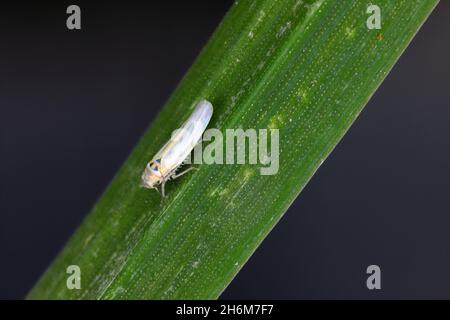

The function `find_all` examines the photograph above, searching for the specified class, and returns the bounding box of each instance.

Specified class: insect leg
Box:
[161,181,166,198]
[171,166,198,179]
[152,186,160,195]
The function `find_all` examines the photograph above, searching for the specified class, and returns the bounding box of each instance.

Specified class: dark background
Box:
[1,1,449,299]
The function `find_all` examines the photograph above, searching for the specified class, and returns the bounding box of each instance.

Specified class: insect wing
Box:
[155,100,213,172]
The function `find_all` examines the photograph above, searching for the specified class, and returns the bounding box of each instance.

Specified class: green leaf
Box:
[28,0,438,299]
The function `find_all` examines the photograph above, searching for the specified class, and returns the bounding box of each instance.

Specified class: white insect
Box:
[141,100,213,197]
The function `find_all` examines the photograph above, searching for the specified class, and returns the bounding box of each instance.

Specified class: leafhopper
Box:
[141,100,213,197]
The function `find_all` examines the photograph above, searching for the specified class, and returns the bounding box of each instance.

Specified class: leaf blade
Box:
[29,0,439,299]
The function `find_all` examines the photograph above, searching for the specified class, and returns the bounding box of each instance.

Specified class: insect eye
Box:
[149,160,161,171]
[146,161,157,173]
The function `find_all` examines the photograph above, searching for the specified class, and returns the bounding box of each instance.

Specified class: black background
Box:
[1,1,449,299]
